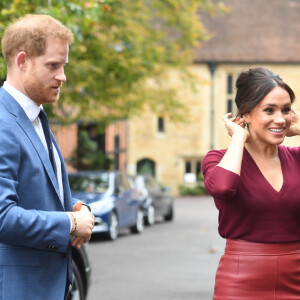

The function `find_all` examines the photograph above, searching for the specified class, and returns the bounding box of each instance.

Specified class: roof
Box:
[194,0,300,63]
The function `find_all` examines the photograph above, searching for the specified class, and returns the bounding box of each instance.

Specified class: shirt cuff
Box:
[67,213,73,233]
[82,203,91,212]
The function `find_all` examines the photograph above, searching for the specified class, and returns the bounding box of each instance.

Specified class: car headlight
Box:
[89,200,113,215]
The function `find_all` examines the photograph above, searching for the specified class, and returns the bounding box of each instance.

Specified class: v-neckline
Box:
[244,146,286,194]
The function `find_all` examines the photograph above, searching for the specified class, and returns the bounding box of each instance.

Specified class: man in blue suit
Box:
[0,14,95,299]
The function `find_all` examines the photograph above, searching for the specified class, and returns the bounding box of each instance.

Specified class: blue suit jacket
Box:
[0,88,76,299]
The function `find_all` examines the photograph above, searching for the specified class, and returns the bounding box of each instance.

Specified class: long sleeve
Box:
[202,149,240,200]
[201,146,300,243]
[0,116,70,252]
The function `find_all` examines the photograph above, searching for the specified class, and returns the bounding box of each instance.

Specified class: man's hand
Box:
[68,201,95,249]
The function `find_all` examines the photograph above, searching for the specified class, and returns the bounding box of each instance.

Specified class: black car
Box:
[67,243,91,300]
[132,175,174,225]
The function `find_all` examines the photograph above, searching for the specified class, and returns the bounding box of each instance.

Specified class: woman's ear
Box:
[243,112,250,124]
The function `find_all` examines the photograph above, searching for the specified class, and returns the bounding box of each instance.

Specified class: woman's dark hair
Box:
[235,67,295,116]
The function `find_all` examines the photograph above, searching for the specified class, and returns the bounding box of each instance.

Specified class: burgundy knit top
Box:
[202,145,300,243]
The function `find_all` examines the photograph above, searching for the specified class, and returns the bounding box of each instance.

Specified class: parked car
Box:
[68,171,144,240]
[67,243,91,300]
[131,175,174,225]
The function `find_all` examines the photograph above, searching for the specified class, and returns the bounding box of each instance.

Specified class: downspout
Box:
[208,62,217,150]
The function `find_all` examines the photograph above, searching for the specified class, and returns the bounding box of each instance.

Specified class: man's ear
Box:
[16,51,28,71]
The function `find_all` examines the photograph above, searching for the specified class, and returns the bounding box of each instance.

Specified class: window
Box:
[226,74,237,115]
[185,161,191,173]
[68,173,110,194]
[158,117,164,133]
[121,174,131,189]
[115,174,123,192]
[227,74,233,94]
[78,123,105,152]
[114,174,130,192]
[145,176,160,189]
[114,135,120,149]
[114,135,120,170]
[227,99,233,114]
[184,159,202,183]
[196,162,201,179]
[137,158,155,176]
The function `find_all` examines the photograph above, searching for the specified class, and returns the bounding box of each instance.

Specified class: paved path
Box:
[87,196,225,300]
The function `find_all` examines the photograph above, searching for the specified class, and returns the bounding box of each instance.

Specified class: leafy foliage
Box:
[0,0,227,123]
[70,130,113,170]
[137,161,154,175]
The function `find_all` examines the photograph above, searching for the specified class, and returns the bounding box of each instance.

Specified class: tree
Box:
[0,0,227,123]
[69,130,113,170]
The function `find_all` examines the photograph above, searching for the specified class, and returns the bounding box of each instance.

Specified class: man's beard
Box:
[24,73,60,106]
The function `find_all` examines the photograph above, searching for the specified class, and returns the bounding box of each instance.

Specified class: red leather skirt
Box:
[213,239,300,300]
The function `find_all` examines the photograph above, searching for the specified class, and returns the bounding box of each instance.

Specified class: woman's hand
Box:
[223,113,250,142]
[286,109,300,137]
[217,113,249,175]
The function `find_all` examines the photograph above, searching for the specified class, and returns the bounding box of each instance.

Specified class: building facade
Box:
[125,0,300,194]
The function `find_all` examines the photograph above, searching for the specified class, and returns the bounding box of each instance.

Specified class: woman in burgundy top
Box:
[202,67,300,299]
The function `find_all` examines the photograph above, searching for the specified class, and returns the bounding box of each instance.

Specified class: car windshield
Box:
[69,173,109,194]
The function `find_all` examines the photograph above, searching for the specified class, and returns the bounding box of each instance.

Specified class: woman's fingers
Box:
[223,113,248,138]
[223,113,233,125]
[223,113,245,126]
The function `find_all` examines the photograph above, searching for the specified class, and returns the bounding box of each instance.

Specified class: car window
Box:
[145,177,160,189]
[69,173,109,194]
[144,177,151,188]
[114,174,122,191]
[115,174,131,192]
[122,175,131,189]
[127,176,135,188]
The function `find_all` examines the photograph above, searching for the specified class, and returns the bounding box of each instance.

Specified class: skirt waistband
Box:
[225,239,300,256]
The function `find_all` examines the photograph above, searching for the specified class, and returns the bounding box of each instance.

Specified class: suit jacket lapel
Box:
[0,88,61,203]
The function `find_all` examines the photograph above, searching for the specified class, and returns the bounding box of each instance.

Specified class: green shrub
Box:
[179,184,208,196]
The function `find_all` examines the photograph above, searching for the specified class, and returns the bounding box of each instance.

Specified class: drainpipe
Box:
[208,62,217,150]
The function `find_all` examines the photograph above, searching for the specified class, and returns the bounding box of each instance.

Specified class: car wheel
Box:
[67,261,85,300]
[106,211,118,241]
[164,204,174,221]
[130,209,144,233]
[145,205,155,226]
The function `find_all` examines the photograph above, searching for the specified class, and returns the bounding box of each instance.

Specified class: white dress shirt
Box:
[3,81,65,207]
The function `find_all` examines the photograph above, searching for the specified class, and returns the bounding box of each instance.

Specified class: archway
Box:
[137,158,155,177]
